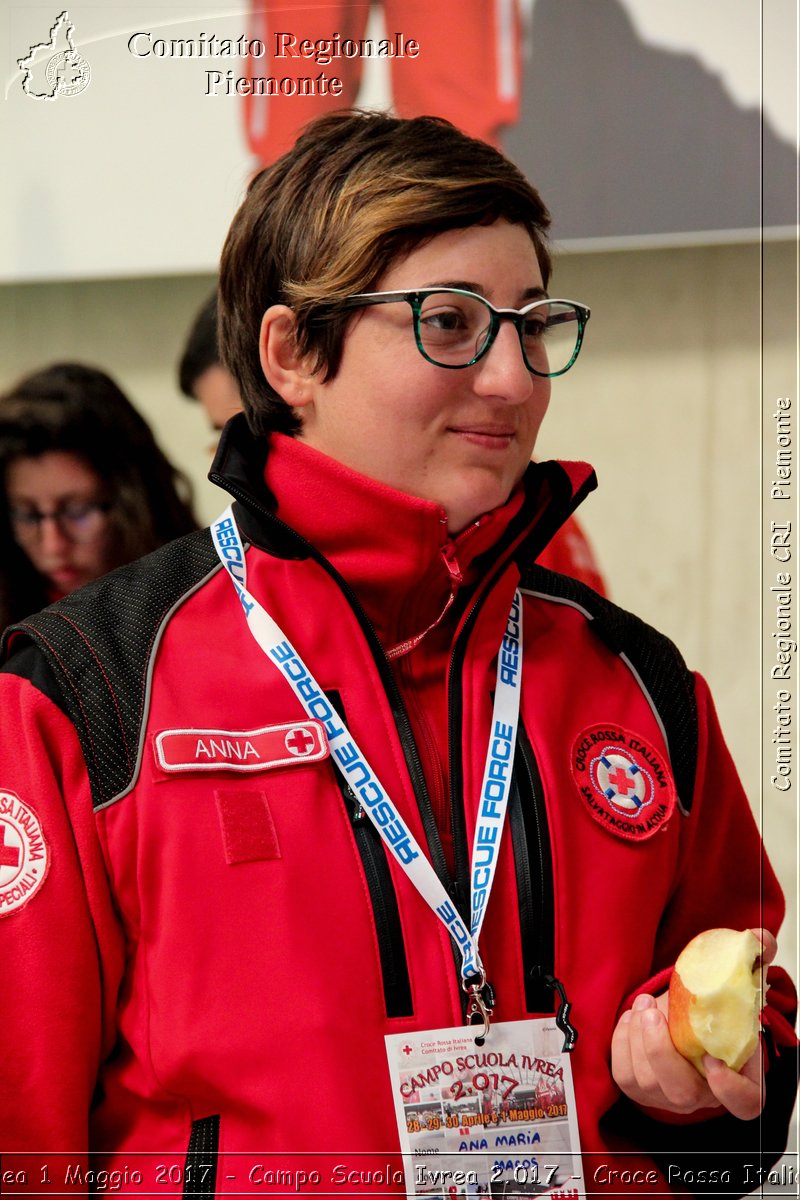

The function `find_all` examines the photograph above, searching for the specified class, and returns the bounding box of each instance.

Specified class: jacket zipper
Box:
[183,1114,219,1197]
[508,723,556,1013]
[335,770,414,1017]
[447,590,555,1018]
[328,692,414,1018]
[444,499,555,926]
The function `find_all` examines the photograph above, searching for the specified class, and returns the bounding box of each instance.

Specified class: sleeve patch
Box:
[0,791,50,915]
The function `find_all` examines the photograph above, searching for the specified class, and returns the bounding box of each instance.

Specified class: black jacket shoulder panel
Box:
[0,529,222,810]
[519,564,698,814]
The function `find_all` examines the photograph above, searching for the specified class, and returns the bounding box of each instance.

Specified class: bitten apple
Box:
[668,928,764,1075]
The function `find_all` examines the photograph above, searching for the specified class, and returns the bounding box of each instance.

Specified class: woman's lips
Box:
[449,426,515,449]
[47,565,82,588]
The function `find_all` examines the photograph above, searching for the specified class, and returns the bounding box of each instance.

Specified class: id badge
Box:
[385,1018,585,1198]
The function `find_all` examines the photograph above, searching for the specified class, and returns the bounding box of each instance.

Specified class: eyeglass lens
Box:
[10,502,109,545]
[416,293,581,374]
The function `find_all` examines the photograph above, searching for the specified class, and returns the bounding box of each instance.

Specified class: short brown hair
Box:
[219,110,552,437]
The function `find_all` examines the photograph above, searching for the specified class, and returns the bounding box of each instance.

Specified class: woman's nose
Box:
[37,514,72,554]
[473,321,536,402]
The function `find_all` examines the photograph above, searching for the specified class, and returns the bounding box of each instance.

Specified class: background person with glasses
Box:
[0,362,198,629]
[1,113,795,1194]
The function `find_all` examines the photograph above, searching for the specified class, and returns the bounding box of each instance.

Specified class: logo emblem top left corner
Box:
[18,10,91,101]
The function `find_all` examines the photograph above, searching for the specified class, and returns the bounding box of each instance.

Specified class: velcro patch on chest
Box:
[155,721,328,773]
[570,724,677,842]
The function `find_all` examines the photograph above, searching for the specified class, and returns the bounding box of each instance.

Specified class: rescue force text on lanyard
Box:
[211,506,523,1037]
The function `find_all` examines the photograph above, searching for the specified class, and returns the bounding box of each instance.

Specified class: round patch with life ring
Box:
[570,726,676,842]
[0,791,49,915]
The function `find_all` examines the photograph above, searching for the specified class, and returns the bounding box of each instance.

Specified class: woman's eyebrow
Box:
[423,278,484,293]
[7,490,101,507]
[422,281,550,303]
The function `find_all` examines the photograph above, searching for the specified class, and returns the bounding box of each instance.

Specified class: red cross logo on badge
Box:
[0,791,50,915]
[591,748,654,816]
[0,822,23,878]
[570,726,677,842]
[284,726,317,756]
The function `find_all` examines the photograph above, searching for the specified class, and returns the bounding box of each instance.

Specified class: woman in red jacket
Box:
[0,111,795,1197]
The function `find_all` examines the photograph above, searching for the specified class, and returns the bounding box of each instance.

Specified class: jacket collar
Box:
[209,413,597,649]
[211,413,596,557]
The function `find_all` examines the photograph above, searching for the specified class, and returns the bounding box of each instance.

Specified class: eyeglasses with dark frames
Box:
[9,500,112,545]
[339,288,590,377]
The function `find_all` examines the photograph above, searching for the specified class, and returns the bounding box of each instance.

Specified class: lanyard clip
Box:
[464,972,495,1046]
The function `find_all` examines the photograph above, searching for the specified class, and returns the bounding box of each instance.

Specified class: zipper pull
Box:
[531,967,578,1052]
[344,784,365,822]
[441,541,464,586]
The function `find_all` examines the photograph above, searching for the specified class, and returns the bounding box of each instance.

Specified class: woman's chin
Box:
[46,566,86,593]
[444,482,518,535]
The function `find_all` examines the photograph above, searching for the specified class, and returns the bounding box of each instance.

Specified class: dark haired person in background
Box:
[0,362,197,628]
[178,293,244,437]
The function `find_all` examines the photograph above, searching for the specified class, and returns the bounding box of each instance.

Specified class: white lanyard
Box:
[211,506,523,1028]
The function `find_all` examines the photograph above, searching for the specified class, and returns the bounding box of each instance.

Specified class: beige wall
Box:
[544,241,797,980]
[1,240,796,971]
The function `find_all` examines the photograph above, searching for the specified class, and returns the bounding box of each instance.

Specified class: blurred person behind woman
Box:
[0,362,198,629]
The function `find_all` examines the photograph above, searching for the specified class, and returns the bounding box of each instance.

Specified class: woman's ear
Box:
[258,305,316,410]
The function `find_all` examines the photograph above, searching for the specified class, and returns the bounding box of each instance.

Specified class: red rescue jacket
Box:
[0,417,795,1197]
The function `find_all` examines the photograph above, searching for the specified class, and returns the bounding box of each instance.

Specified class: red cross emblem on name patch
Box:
[570,724,677,842]
[155,721,329,773]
